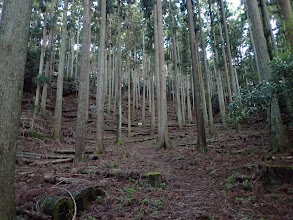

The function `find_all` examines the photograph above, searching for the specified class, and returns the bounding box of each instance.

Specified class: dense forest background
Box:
[0,0,292,219]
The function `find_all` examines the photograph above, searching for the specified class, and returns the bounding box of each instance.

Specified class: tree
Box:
[75,0,91,162]
[168,0,183,130]
[156,0,172,149]
[52,0,69,141]
[277,0,293,53]
[115,0,123,145]
[247,0,292,152]
[0,0,32,218]
[186,0,207,153]
[196,0,215,134]
[95,0,107,154]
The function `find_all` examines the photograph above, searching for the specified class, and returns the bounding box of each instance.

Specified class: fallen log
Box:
[33,158,73,166]
[39,197,73,220]
[78,167,141,180]
[54,150,94,155]
[73,192,88,213]
[126,136,156,143]
[17,153,74,160]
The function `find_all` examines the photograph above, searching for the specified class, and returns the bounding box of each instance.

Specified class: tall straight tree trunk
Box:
[187,78,193,123]
[247,0,292,152]
[41,0,56,115]
[259,0,278,55]
[154,3,161,134]
[209,0,227,128]
[75,0,91,162]
[169,0,183,130]
[216,2,232,103]
[70,31,75,78]
[277,0,293,52]
[0,1,32,218]
[75,24,80,78]
[187,0,207,153]
[142,31,146,125]
[156,0,171,149]
[52,0,68,141]
[35,2,49,112]
[197,0,214,134]
[246,8,261,81]
[95,0,107,154]
[219,0,238,95]
[115,0,123,145]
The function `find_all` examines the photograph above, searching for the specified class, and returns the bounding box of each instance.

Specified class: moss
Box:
[26,130,45,140]
[146,172,162,187]
[73,192,88,213]
[115,140,124,146]
[40,197,73,220]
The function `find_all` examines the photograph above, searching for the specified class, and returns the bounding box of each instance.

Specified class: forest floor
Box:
[15,92,293,220]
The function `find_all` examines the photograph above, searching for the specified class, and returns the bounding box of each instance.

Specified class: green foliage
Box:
[33,74,51,87]
[26,130,45,141]
[228,83,268,124]
[270,54,293,101]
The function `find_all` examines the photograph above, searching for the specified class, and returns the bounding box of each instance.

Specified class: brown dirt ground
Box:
[15,92,293,220]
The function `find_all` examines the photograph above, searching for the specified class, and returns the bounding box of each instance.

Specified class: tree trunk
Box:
[156,0,172,149]
[277,0,293,53]
[197,0,214,134]
[52,0,68,141]
[35,2,49,112]
[0,1,32,218]
[75,0,91,162]
[142,31,146,125]
[95,0,107,154]
[219,0,238,95]
[154,3,161,134]
[115,0,123,145]
[41,0,56,115]
[187,0,207,152]
[260,0,279,55]
[247,0,292,152]
[169,0,183,130]
[216,2,232,103]
[209,0,227,128]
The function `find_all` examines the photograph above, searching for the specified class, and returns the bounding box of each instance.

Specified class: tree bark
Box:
[95,0,107,154]
[197,0,214,134]
[115,0,123,145]
[187,0,207,152]
[41,0,56,115]
[52,0,68,141]
[277,0,293,53]
[169,0,183,130]
[156,0,172,149]
[75,0,91,162]
[247,0,292,152]
[209,0,227,128]
[0,0,32,218]
[154,3,161,134]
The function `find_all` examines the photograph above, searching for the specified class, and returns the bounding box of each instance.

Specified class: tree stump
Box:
[147,172,162,187]
[39,197,73,220]
[265,164,293,184]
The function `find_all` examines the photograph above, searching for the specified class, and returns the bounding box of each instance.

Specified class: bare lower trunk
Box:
[187,0,207,152]
[75,0,91,162]
[95,0,107,154]
[0,1,32,218]
[156,0,171,149]
[52,0,68,141]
